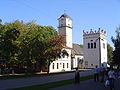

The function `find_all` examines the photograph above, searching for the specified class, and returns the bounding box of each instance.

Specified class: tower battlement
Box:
[83,28,106,35]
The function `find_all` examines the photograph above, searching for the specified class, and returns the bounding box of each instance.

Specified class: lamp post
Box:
[98,37,101,68]
[96,37,102,67]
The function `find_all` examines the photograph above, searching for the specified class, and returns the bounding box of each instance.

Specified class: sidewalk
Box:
[0,70,93,90]
[48,78,120,90]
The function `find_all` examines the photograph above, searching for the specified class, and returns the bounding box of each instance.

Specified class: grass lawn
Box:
[8,75,94,90]
[0,71,75,80]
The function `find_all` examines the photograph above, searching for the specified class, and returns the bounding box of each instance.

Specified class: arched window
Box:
[63,63,65,68]
[52,63,54,69]
[61,24,63,26]
[88,43,90,49]
[67,63,69,68]
[57,63,59,69]
[91,43,93,48]
[94,42,96,48]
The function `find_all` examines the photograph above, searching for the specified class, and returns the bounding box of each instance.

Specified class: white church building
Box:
[49,13,107,72]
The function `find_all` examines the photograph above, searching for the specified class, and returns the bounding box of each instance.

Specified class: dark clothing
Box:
[105,69,109,78]
[109,78,114,90]
[100,71,105,82]
[93,67,99,82]
[75,70,80,84]
[94,73,99,82]
[100,67,105,82]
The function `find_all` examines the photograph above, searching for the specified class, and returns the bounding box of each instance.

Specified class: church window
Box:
[57,63,59,69]
[61,24,63,26]
[67,63,69,68]
[63,63,65,68]
[88,43,90,49]
[103,43,105,49]
[85,61,88,66]
[62,55,65,58]
[52,63,54,69]
[94,42,96,48]
[91,43,93,48]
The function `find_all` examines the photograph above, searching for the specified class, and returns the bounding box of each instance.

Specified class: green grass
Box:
[0,71,75,80]
[8,75,94,90]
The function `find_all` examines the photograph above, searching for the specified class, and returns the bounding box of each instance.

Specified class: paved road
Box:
[48,78,120,90]
[0,71,93,90]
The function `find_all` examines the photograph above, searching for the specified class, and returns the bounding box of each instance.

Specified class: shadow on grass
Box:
[8,75,94,90]
[0,71,75,80]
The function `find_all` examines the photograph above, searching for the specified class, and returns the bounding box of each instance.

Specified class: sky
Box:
[1,0,120,47]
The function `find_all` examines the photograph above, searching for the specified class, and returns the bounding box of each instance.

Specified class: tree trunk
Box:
[47,59,50,74]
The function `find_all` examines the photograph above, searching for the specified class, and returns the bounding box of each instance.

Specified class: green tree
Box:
[2,28,20,67]
[0,21,4,61]
[44,34,66,73]
[16,22,58,72]
[111,25,120,67]
[107,43,113,65]
[0,19,66,73]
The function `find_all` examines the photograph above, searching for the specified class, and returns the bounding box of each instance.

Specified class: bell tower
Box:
[83,28,107,68]
[58,13,72,48]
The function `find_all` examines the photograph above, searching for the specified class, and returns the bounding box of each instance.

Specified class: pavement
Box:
[0,70,93,90]
[48,78,120,90]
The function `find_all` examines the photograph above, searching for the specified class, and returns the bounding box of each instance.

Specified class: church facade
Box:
[49,14,107,72]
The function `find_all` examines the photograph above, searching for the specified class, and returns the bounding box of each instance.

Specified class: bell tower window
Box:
[94,42,96,48]
[88,43,90,49]
[91,43,93,48]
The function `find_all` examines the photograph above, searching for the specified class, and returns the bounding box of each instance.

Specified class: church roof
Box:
[58,13,72,20]
[61,44,72,49]
[72,43,83,57]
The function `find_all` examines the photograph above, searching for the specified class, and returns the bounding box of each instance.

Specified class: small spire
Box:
[104,31,106,34]
[83,30,85,33]
[64,10,66,14]
[98,28,100,30]
[83,30,85,34]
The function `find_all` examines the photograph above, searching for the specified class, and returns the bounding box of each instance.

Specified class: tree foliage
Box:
[107,43,113,65]
[0,20,64,73]
[111,25,120,67]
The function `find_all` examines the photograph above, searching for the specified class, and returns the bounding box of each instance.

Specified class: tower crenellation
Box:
[83,28,106,35]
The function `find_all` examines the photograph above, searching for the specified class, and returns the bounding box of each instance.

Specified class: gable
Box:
[72,43,83,57]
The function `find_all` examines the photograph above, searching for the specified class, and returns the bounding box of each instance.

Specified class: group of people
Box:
[93,64,120,90]
[74,65,120,90]
[93,64,106,82]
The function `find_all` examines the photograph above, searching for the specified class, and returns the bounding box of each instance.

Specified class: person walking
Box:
[100,64,106,82]
[108,67,115,90]
[75,68,80,84]
[93,65,99,82]
[105,67,110,79]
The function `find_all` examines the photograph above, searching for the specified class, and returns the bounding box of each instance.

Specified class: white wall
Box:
[83,30,107,68]
[58,17,72,48]
[72,55,83,68]
[49,48,72,72]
